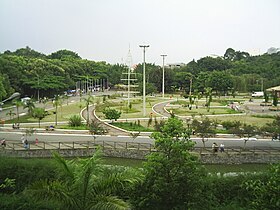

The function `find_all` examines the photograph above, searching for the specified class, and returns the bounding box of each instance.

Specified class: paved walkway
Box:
[82,105,130,136]
[152,100,174,117]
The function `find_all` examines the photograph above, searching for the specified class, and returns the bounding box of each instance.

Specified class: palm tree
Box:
[41,97,48,109]
[23,100,35,115]
[25,151,141,210]
[13,100,23,122]
[83,95,94,125]
[205,87,212,112]
[53,95,61,126]
[6,110,16,120]
[32,107,46,128]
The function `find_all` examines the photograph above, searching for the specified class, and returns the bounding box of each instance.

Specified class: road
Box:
[1,131,279,149]
[0,90,116,120]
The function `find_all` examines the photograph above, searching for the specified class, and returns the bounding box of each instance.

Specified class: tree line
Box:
[1,46,280,101]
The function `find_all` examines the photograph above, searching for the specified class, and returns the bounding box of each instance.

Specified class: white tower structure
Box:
[121,47,138,107]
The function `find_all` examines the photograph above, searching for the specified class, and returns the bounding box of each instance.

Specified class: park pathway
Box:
[152,100,175,117]
[82,105,130,136]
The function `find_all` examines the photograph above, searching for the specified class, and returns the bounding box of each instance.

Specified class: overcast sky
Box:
[0,0,279,65]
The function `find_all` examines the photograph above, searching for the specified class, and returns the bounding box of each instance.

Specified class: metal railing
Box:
[1,141,280,155]
[1,140,155,152]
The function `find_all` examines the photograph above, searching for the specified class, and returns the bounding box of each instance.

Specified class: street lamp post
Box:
[139,45,149,116]
[160,54,167,98]
[37,75,40,102]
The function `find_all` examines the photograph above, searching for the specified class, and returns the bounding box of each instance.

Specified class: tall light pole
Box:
[160,54,167,98]
[139,45,149,116]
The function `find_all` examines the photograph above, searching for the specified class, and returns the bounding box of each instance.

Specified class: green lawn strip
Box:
[58,125,88,130]
[167,107,240,115]
[111,122,155,132]
[96,97,166,119]
[209,115,273,127]
[6,102,83,124]
[170,100,222,107]
[204,163,270,174]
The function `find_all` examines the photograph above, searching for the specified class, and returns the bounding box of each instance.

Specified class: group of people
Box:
[212,142,225,153]
[12,123,20,129]
[20,135,39,149]
[21,135,29,149]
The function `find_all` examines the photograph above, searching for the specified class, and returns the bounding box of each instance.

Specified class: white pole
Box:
[161,55,167,98]
[140,45,149,117]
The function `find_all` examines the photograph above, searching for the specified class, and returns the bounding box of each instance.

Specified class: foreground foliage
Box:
[25,151,142,210]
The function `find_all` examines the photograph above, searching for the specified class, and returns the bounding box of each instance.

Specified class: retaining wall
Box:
[1,148,280,164]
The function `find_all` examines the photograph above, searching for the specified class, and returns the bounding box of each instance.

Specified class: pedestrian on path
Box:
[212,142,218,153]
[24,139,29,149]
[219,143,225,152]
[1,138,6,148]
[35,138,39,145]
[21,135,25,147]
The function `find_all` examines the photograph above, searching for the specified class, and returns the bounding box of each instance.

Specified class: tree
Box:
[13,100,23,122]
[6,110,16,120]
[32,107,46,128]
[103,108,121,122]
[192,117,216,148]
[224,48,236,61]
[83,95,95,125]
[48,49,81,59]
[230,123,259,149]
[207,71,233,95]
[0,75,7,101]
[205,87,213,112]
[130,117,205,209]
[25,151,141,210]
[88,120,107,135]
[23,100,35,115]
[261,115,280,140]
[53,95,61,126]
[244,163,280,210]
[273,92,278,107]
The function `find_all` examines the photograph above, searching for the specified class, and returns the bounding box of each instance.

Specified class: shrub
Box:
[68,115,82,127]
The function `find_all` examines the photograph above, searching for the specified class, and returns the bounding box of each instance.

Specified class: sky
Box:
[0,0,279,65]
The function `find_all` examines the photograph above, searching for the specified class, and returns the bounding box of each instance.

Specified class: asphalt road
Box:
[1,131,279,149]
[0,90,116,120]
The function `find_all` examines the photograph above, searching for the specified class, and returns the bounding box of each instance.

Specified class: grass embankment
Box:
[111,122,155,132]
[167,107,240,115]
[5,102,83,124]
[95,97,166,119]
[0,156,270,173]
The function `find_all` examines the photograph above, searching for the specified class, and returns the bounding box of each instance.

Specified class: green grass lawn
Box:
[111,122,155,132]
[167,107,240,116]
[6,102,84,124]
[95,97,166,119]
[204,163,270,173]
[210,115,273,127]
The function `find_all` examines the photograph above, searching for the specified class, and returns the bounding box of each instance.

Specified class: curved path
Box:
[152,100,175,117]
[152,99,247,119]
[82,105,130,136]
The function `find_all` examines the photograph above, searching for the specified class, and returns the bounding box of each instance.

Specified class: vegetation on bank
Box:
[1,116,279,209]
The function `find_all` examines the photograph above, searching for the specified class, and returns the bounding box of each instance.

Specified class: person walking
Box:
[35,138,39,145]
[1,138,6,148]
[212,142,218,153]
[219,143,225,152]
[21,135,25,147]
[24,139,29,149]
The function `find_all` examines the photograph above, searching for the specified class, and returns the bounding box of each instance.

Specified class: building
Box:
[266,85,280,97]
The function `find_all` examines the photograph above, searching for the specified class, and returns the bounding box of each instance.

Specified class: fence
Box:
[2,141,280,155]
[2,140,155,152]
